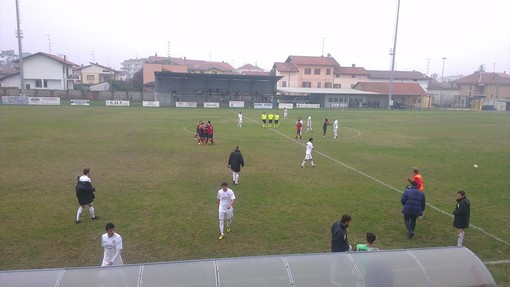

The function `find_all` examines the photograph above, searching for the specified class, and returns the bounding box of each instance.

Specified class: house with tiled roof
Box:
[73,62,121,85]
[453,71,510,99]
[0,52,77,90]
[353,82,430,109]
[335,65,370,88]
[427,79,463,108]
[273,55,340,89]
[236,64,270,76]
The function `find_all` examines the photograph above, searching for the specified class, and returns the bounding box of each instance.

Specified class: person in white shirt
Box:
[306,115,313,133]
[238,112,243,128]
[283,108,288,119]
[333,119,339,139]
[301,138,316,167]
[101,223,123,267]
[217,182,236,240]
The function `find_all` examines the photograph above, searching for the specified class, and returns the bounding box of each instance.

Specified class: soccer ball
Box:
[473,164,478,168]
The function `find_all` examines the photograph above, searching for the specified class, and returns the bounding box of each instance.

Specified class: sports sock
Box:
[235,173,239,183]
[301,161,305,166]
[89,206,95,218]
[457,231,464,246]
[232,172,236,182]
[76,206,83,221]
[219,220,224,235]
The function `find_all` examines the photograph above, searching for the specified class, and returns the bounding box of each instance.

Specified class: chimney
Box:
[352,64,356,67]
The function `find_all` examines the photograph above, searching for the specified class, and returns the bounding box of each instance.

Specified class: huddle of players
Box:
[194,121,215,145]
[261,112,280,128]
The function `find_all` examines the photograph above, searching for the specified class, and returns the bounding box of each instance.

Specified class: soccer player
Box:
[323,118,331,137]
[306,114,313,133]
[101,223,123,267]
[333,119,339,139]
[228,146,244,185]
[268,112,274,128]
[238,112,243,128]
[301,137,316,167]
[217,182,236,240]
[201,122,209,145]
[75,168,99,223]
[207,121,215,145]
[283,107,288,119]
[261,112,267,128]
[294,117,303,141]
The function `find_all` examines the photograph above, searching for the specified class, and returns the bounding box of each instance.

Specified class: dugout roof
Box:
[0,246,496,287]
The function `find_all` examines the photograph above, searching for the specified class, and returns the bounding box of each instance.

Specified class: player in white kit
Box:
[101,223,123,267]
[217,182,236,240]
[301,138,316,167]
[333,119,339,139]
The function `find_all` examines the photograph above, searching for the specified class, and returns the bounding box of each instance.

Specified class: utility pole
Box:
[15,0,25,96]
[388,0,401,109]
[440,57,447,109]
[45,34,51,54]
[321,37,325,56]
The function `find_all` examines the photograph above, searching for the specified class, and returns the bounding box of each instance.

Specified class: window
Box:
[334,84,342,88]
[35,79,42,88]
[304,68,311,75]
[325,82,332,88]
[302,82,311,88]
[282,81,287,87]
[317,82,321,88]
[314,68,321,75]
[326,69,331,75]
[352,75,356,78]
[43,80,48,88]
[86,75,95,82]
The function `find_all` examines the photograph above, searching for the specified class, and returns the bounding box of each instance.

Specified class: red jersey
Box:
[296,121,302,131]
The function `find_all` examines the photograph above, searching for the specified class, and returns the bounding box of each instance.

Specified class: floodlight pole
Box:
[388,0,401,109]
[441,57,447,109]
[15,0,25,96]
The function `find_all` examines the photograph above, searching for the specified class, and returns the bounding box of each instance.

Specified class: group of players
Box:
[194,120,215,145]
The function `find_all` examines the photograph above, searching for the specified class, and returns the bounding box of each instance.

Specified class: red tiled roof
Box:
[286,55,340,66]
[368,70,429,80]
[241,71,271,76]
[453,72,510,85]
[337,66,369,76]
[354,82,427,95]
[273,62,299,72]
[237,63,263,71]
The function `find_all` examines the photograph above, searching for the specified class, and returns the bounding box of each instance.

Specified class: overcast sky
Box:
[1,0,509,77]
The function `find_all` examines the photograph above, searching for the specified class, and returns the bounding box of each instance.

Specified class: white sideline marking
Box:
[483,260,510,265]
[240,113,510,248]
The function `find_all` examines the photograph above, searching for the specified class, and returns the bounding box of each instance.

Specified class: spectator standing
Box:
[75,168,99,223]
[101,223,123,267]
[401,181,426,239]
[331,214,352,252]
[217,182,236,240]
[228,146,245,185]
[453,190,470,246]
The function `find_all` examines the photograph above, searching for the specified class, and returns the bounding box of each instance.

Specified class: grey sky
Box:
[1,0,509,77]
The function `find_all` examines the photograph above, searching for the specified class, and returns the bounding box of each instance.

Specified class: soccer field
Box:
[0,106,509,285]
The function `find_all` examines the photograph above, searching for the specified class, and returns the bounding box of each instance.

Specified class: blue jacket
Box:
[401,186,425,216]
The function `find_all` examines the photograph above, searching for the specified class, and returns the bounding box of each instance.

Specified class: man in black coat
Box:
[75,168,99,223]
[228,146,244,185]
[331,214,352,252]
[453,190,470,246]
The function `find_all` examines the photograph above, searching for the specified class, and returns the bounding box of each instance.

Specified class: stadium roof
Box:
[0,247,496,287]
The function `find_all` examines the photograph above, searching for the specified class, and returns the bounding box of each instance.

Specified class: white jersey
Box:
[333,120,339,131]
[307,116,312,127]
[305,141,314,155]
[101,232,123,266]
[217,188,236,212]
[79,175,91,182]
[238,113,243,123]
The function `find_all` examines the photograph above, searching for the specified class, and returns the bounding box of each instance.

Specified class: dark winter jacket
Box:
[76,177,96,205]
[401,186,425,216]
[228,150,244,172]
[453,197,470,229]
[331,221,349,252]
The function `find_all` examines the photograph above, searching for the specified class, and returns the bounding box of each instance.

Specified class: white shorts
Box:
[219,210,233,221]
[304,154,312,160]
